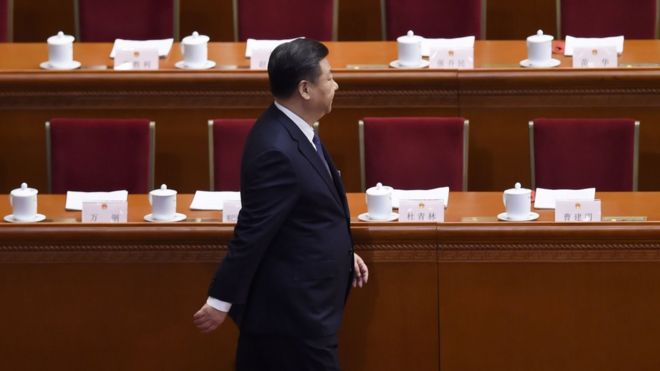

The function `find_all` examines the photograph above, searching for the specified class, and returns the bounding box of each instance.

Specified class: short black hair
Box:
[268,39,329,99]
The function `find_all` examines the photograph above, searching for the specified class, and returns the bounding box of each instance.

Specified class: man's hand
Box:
[193,303,228,333]
[353,253,369,288]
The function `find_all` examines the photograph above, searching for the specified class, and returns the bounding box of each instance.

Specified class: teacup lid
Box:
[527,30,553,43]
[366,182,392,196]
[11,182,38,197]
[47,31,75,45]
[151,184,176,196]
[397,30,423,44]
[182,31,209,45]
[504,182,531,195]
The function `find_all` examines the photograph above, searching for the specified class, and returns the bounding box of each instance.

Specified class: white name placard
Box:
[555,199,601,222]
[82,200,128,223]
[222,199,242,223]
[398,199,444,223]
[572,45,617,68]
[250,47,273,70]
[429,47,474,69]
[114,48,159,70]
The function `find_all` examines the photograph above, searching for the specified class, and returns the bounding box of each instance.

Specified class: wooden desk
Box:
[0,42,660,194]
[2,40,659,71]
[2,192,660,370]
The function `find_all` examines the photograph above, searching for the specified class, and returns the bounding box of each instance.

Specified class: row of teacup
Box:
[364,182,533,221]
[9,181,535,223]
[395,29,557,68]
[48,28,556,70]
[7,183,181,222]
[45,31,212,70]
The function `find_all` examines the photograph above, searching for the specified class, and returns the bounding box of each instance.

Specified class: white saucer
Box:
[519,58,560,68]
[144,213,187,222]
[174,60,216,70]
[497,212,540,222]
[40,61,82,70]
[389,60,430,69]
[358,212,399,222]
[4,213,46,223]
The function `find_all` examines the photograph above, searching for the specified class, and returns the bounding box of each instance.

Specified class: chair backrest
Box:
[381,0,485,40]
[557,0,658,39]
[75,0,179,42]
[208,118,255,191]
[359,117,469,191]
[0,0,12,42]
[529,118,639,191]
[46,118,155,194]
[234,0,337,41]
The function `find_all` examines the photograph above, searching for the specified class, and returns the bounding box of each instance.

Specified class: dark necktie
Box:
[312,133,331,175]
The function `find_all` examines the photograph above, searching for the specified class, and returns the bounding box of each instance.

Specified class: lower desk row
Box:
[1,193,658,224]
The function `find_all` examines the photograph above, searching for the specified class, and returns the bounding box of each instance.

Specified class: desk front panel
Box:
[0,194,439,371]
[438,192,660,371]
[3,193,660,370]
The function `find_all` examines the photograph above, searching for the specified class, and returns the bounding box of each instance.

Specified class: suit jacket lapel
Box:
[323,145,350,218]
[271,106,343,207]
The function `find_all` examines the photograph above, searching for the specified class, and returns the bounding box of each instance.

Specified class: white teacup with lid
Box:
[396,30,424,67]
[10,183,39,221]
[366,182,393,220]
[47,31,76,68]
[149,184,177,221]
[503,182,532,220]
[179,31,213,69]
[525,30,554,67]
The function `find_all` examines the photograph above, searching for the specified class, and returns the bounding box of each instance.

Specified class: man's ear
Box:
[298,80,311,100]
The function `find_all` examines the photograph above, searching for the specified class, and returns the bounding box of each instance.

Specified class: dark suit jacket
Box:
[208,104,354,338]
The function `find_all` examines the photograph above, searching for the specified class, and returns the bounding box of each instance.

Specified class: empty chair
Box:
[75,0,179,41]
[0,0,12,42]
[46,118,155,193]
[381,0,485,40]
[529,118,639,191]
[558,0,657,39]
[208,118,255,191]
[234,0,337,41]
[359,117,469,191]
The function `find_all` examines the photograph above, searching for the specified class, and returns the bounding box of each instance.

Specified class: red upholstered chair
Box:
[381,0,485,40]
[0,0,12,42]
[529,118,639,191]
[359,117,469,191]
[75,0,179,41]
[558,0,657,39]
[208,118,255,191]
[234,0,337,41]
[46,118,155,194]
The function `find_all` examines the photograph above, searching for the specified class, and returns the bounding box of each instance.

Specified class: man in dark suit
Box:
[193,39,368,370]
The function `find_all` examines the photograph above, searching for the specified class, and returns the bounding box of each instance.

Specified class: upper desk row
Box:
[2,40,660,69]
[1,41,660,194]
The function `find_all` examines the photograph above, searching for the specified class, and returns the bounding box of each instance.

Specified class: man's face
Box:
[307,58,339,117]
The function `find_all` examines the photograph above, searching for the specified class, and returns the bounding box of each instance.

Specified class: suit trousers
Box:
[236,332,340,371]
